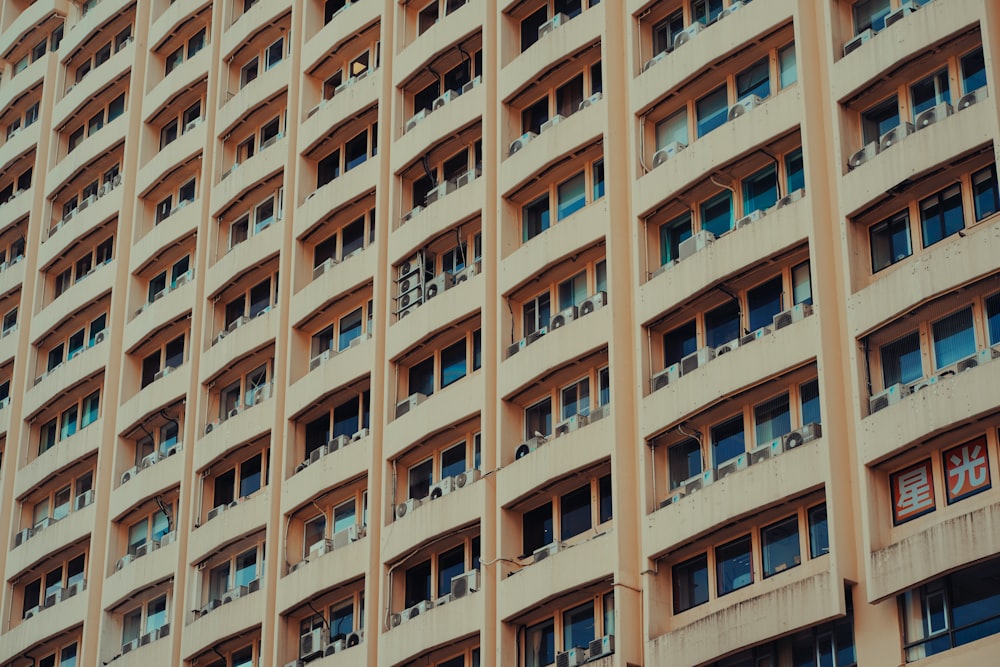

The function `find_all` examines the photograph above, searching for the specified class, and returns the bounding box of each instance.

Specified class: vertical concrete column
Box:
[601,3,643,665]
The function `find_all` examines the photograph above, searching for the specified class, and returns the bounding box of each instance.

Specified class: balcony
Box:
[180,585,264,660]
[299,69,380,153]
[282,431,369,509]
[46,115,127,200]
[291,248,375,324]
[285,338,374,418]
[393,83,484,172]
[385,477,484,563]
[115,365,189,436]
[6,503,94,579]
[278,534,367,612]
[52,38,134,132]
[384,372,485,461]
[124,275,196,352]
[0,0,68,60]
[13,419,104,500]
[104,536,179,608]
[295,158,378,240]
[0,585,86,665]
[189,490,269,564]
[381,586,484,667]
[215,59,291,146]
[386,270,482,359]
[24,337,110,420]
[110,448,183,517]
[40,184,122,268]
[194,390,275,472]
[149,0,212,54]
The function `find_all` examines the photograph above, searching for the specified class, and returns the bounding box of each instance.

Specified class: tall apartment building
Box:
[0,0,999,665]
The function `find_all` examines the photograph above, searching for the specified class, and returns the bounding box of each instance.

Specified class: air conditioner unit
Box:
[515,435,545,460]
[309,538,334,559]
[435,593,452,607]
[589,635,615,660]
[673,22,704,50]
[579,291,607,316]
[915,102,953,130]
[300,628,325,659]
[540,114,566,132]
[432,90,459,111]
[94,330,107,344]
[783,422,822,449]
[396,392,428,418]
[260,132,283,150]
[462,75,482,94]
[714,338,740,356]
[346,630,363,647]
[159,531,177,548]
[526,326,548,345]
[401,205,424,224]
[507,338,528,358]
[843,28,873,57]
[139,452,159,472]
[728,94,763,121]
[206,503,229,521]
[389,612,404,628]
[325,434,350,452]
[532,542,561,562]
[455,468,481,488]
[73,489,95,511]
[452,264,479,286]
[650,363,680,392]
[247,578,260,594]
[554,414,581,437]
[978,344,1000,366]
[446,569,481,600]
[773,302,813,330]
[884,2,916,28]
[351,427,370,441]
[848,142,879,170]
[659,487,687,508]
[957,87,988,111]
[879,122,915,152]
[204,422,217,435]
[405,109,428,133]
[185,117,204,132]
[509,131,537,156]
[717,0,744,19]
[429,476,456,500]
[678,229,716,260]
[424,181,455,207]
[79,194,95,210]
[652,140,687,167]
[680,346,715,376]
[139,630,154,646]
[24,605,42,619]
[309,349,332,371]
[34,518,54,534]
[550,305,578,330]
[289,560,308,574]
[404,600,434,620]
[538,12,569,39]
[121,466,137,484]
[332,523,363,549]
[121,639,140,654]
[308,444,329,466]
[736,209,766,229]
[116,554,134,571]
[870,383,909,414]
[749,442,773,465]
[14,528,32,547]
[578,91,602,111]
[312,257,338,280]
[334,76,358,96]
[395,497,422,519]
[717,452,750,479]
[228,407,240,419]
[556,647,589,667]
[775,188,806,210]
[424,272,454,299]
[642,51,668,73]
[44,588,63,607]
[682,468,716,494]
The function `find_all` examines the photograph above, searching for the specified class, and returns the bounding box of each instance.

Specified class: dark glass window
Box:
[673,553,709,612]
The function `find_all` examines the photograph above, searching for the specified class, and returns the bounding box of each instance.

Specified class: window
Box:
[910,69,950,120]
[861,96,899,145]
[931,308,976,369]
[808,504,829,558]
[747,276,783,331]
[716,535,753,595]
[986,292,1000,346]
[559,486,591,540]
[525,397,552,438]
[408,356,435,397]
[523,291,551,337]
[881,332,922,387]
[188,28,206,57]
[920,185,964,248]
[742,165,778,215]
[523,194,550,241]
[652,10,684,54]
[525,618,555,667]
[673,553,709,612]
[711,416,744,467]
[663,320,697,367]
[792,260,812,305]
[240,57,259,88]
[556,172,586,220]
[704,300,739,348]
[801,379,821,426]
[870,211,911,272]
[560,377,589,419]
[440,339,467,388]
[165,47,183,75]
[692,0,723,25]
[668,439,701,489]
[404,559,432,607]
[761,516,800,577]
[696,85,728,137]
[520,8,548,52]
[700,190,732,237]
[655,108,688,150]
[659,213,692,266]
[754,393,791,445]
[961,48,986,94]
[736,58,770,101]
[972,165,1000,221]
[264,38,283,70]
[563,602,596,652]
[853,0,891,34]
[779,43,797,89]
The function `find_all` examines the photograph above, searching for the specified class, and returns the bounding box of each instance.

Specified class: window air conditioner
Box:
[515,435,545,460]
[556,646,588,667]
[78,194,95,211]
[578,91,602,111]
[915,102,953,130]
[507,338,528,358]
[550,305,578,330]
[395,392,428,418]
[300,628,325,659]
[532,542,562,562]
[309,444,329,466]
[455,468,481,488]
[978,344,1000,366]
[714,338,740,356]
[14,528,33,547]
[957,87,988,111]
[588,634,616,659]
[451,569,481,598]
[717,452,750,479]
[309,539,334,559]
[526,326,548,345]
[435,593,453,607]
[139,630,154,646]
[121,466,138,484]
[879,122,915,152]
[44,588,63,607]
[869,383,909,414]
[122,639,140,654]
[783,423,822,449]
[659,488,687,508]
[508,132,537,156]
[909,375,937,392]
[312,257,338,280]
[424,180,456,206]
[540,114,566,132]
[642,51,667,73]
[351,427,370,441]
[327,433,351,452]
[73,489,95,511]
[678,229,716,260]
[462,75,482,94]
[749,442,773,465]
[200,599,222,616]
[579,291,607,316]
[680,346,715,376]
[538,13,569,39]
[554,414,581,437]
[772,302,813,330]
[650,363,680,392]
[332,523,364,549]
[673,22,704,50]
[843,28,873,57]
[682,468,715,494]
[206,503,229,521]
[401,204,424,224]
[883,2,916,28]
[395,497,422,519]
[429,476,456,499]
[309,349,332,371]
[432,89,459,110]
[159,531,177,548]
[736,209,766,229]
[717,1,744,19]
[728,94,763,121]
[424,271,455,299]
[405,109,428,133]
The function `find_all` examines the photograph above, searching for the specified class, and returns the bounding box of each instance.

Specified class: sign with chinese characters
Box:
[943,436,991,504]
[891,459,936,525]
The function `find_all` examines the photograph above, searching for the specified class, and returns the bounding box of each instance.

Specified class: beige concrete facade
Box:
[1,0,999,665]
